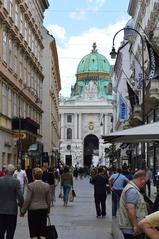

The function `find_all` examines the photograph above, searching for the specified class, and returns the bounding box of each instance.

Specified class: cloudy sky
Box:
[44,0,130,97]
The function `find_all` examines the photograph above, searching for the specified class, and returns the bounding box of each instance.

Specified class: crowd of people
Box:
[0,162,159,239]
[89,164,159,239]
[0,163,74,239]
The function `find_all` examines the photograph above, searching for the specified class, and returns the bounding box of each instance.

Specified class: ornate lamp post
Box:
[18,86,40,165]
[110,27,145,163]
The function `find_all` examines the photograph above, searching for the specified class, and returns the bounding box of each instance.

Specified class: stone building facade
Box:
[112,0,159,173]
[0,0,49,168]
[41,27,61,166]
[59,44,113,167]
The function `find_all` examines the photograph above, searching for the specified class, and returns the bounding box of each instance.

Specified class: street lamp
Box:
[110,27,145,161]
[18,86,40,165]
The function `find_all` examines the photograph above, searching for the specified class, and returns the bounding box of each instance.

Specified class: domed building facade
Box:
[59,43,113,167]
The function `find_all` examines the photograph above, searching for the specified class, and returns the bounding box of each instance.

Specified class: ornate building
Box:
[59,43,113,167]
[110,0,159,172]
[0,0,49,168]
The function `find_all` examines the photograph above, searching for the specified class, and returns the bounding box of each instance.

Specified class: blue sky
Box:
[44,0,130,96]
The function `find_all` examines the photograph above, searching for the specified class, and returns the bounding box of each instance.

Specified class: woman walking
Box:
[20,167,51,239]
[61,165,73,206]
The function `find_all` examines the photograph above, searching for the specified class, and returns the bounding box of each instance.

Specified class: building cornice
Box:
[50,40,61,91]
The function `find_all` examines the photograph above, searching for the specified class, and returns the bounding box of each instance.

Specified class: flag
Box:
[146,39,159,80]
[127,82,139,109]
[118,95,128,121]
[134,59,143,90]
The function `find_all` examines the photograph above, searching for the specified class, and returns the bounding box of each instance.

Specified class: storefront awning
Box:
[102,122,159,143]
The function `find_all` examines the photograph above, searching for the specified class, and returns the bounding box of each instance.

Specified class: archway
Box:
[83,134,99,167]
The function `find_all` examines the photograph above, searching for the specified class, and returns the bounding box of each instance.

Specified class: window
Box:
[20,12,23,34]
[13,93,17,116]
[24,58,27,84]
[9,0,12,17]
[28,28,31,47]
[8,38,12,68]
[8,88,12,117]
[2,83,7,115]
[24,101,26,118]
[28,64,30,87]
[14,45,18,74]
[32,34,34,53]
[2,31,7,63]
[24,20,27,41]
[67,128,72,139]
[4,0,8,10]
[30,68,33,88]
[14,3,18,27]
[35,40,37,58]
[19,52,23,79]
[67,115,72,123]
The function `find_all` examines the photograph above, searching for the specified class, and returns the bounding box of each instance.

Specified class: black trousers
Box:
[94,193,106,216]
[123,233,145,239]
[0,214,17,239]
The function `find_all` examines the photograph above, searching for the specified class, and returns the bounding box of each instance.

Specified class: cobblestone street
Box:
[15,177,113,239]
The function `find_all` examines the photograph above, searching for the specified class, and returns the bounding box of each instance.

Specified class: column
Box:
[74,113,77,139]
[79,113,82,139]
[61,113,64,139]
[104,114,108,135]
[100,114,103,135]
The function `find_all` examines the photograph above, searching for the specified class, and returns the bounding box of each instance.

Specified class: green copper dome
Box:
[76,43,111,75]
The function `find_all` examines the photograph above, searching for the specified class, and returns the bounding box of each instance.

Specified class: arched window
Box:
[67,128,72,139]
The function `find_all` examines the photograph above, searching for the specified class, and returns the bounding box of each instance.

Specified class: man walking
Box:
[109,168,129,217]
[0,164,24,239]
[119,170,148,239]
[91,167,108,218]
[14,164,28,194]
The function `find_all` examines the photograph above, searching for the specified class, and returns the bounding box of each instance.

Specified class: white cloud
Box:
[69,10,86,20]
[51,19,128,97]
[69,0,106,20]
[47,24,67,42]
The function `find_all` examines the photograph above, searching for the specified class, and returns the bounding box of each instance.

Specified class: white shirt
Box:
[14,169,27,187]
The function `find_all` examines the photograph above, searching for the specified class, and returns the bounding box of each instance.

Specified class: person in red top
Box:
[0,165,7,177]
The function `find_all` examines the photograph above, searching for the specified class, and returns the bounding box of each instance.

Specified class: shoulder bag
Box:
[46,216,58,239]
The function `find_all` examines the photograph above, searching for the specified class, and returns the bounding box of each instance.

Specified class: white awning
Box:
[102,122,159,143]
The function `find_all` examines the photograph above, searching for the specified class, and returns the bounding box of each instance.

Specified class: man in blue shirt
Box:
[109,168,129,217]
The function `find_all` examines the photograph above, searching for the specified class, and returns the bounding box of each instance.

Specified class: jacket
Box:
[0,175,24,215]
[91,174,108,195]
[21,180,51,213]
[61,172,73,187]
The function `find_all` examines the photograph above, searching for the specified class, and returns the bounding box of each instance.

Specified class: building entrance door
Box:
[65,155,72,166]
[83,134,99,167]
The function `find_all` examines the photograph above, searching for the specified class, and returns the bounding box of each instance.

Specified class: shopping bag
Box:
[46,216,58,239]
[69,190,74,202]
[58,189,63,199]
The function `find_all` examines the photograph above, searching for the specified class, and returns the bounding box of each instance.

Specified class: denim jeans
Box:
[63,184,71,204]
[112,190,122,217]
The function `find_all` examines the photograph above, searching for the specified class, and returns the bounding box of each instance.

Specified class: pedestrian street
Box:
[15,177,113,239]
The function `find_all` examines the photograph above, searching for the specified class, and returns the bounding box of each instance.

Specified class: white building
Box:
[59,43,113,167]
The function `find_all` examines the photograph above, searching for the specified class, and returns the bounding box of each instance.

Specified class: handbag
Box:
[58,188,63,199]
[72,189,76,197]
[46,216,58,239]
[69,190,74,202]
